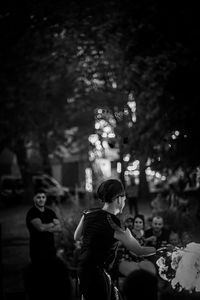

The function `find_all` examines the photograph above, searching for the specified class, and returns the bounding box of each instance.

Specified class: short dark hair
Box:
[152,215,164,222]
[97,179,125,203]
[34,189,46,196]
[125,217,134,223]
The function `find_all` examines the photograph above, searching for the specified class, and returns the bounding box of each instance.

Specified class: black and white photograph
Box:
[0,1,200,299]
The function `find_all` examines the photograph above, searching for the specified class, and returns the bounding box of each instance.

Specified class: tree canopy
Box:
[1,0,200,185]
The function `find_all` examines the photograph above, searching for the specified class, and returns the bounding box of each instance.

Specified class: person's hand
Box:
[165,244,177,251]
[45,222,55,232]
[146,236,157,243]
[53,218,60,225]
[142,247,156,257]
[49,219,62,232]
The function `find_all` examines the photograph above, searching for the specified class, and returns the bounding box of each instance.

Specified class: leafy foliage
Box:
[1,0,200,187]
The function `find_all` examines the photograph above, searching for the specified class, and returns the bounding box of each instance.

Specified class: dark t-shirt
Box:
[26,206,57,262]
[79,208,121,270]
[144,227,170,249]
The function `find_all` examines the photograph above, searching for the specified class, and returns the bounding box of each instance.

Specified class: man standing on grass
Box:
[25,189,73,300]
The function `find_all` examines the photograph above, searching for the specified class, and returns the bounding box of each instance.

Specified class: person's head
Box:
[133,214,145,231]
[97,179,126,213]
[33,189,47,208]
[169,231,180,246]
[124,217,134,230]
[152,216,164,233]
[181,231,192,247]
[123,269,158,300]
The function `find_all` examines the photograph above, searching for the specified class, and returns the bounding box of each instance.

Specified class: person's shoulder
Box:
[26,206,37,215]
[45,206,54,212]
[26,206,39,221]
[145,227,152,232]
[106,213,121,231]
[144,228,153,235]
[83,207,101,215]
[45,206,57,216]
[162,228,170,236]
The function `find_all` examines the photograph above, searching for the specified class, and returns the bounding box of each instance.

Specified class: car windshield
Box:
[43,176,59,187]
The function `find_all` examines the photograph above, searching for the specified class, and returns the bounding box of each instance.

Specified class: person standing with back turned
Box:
[74,179,156,300]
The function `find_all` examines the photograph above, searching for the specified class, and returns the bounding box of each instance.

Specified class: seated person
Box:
[168,230,182,248]
[144,216,170,249]
[122,269,158,300]
[124,217,134,232]
[181,230,193,247]
[131,214,145,245]
[117,215,156,277]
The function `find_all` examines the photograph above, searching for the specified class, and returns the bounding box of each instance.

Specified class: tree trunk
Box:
[119,157,126,187]
[39,135,52,176]
[119,142,126,187]
[138,155,149,201]
[14,139,34,203]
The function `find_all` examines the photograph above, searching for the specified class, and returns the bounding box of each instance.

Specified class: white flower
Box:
[156,257,170,281]
[172,243,200,292]
[156,242,200,293]
[156,257,166,268]
[159,271,170,282]
[171,249,184,270]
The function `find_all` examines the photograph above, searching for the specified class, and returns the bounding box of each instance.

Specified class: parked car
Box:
[0,174,70,205]
[32,173,70,203]
[0,175,25,205]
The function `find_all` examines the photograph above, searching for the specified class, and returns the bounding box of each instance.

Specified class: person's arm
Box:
[115,228,156,257]
[74,215,84,241]
[30,218,62,233]
[144,236,157,243]
[48,219,62,233]
[31,218,55,232]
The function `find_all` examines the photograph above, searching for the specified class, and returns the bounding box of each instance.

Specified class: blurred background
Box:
[0,0,200,299]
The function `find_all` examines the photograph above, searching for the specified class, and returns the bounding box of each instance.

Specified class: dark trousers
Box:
[79,266,122,300]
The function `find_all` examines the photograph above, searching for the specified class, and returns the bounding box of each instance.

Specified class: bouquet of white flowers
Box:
[156,242,200,293]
